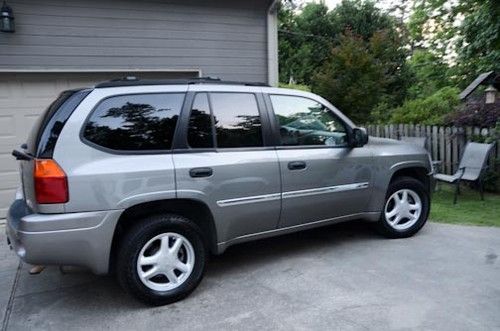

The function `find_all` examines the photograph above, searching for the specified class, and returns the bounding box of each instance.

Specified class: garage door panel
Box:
[0,172,19,190]
[0,154,17,173]
[0,116,15,136]
[0,189,15,218]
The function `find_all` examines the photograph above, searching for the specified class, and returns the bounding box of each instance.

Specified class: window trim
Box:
[264,93,354,149]
[79,92,187,155]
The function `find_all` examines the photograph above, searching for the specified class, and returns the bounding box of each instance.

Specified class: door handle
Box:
[189,167,213,178]
[288,161,306,170]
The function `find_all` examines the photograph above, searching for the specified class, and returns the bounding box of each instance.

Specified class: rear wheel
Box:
[375,176,430,238]
[116,214,207,305]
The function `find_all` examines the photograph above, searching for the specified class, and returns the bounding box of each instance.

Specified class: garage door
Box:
[0,71,198,218]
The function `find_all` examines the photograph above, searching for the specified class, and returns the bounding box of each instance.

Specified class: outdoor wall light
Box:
[1,1,15,33]
[485,85,497,104]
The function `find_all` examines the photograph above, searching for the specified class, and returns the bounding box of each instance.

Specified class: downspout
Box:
[267,0,279,86]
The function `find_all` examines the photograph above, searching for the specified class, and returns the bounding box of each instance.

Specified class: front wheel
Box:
[116,214,207,306]
[375,176,430,238]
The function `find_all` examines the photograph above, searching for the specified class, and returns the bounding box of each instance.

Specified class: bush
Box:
[444,98,500,128]
[389,87,460,125]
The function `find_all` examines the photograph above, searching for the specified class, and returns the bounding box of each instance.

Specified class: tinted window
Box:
[83,93,184,151]
[187,93,214,148]
[27,90,91,157]
[211,93,263,148]
[270,95,348,147]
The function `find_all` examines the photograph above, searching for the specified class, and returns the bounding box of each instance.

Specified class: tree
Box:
[406,49,449,99]
[456,0,500,80]
[278,2,334,84]
[407,0,499,86]
[278,0,409,86]
[312,30,407,123]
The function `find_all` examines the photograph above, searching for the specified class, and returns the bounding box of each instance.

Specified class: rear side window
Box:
[83,93,184,151]
[210,93,263,148]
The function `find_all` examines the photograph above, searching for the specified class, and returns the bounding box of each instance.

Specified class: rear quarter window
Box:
[83,93,185,151]
[27,89,91,157]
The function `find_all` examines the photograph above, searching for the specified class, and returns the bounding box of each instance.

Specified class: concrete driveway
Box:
[1,221,499,330]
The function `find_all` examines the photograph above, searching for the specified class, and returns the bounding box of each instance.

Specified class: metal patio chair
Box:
[433,142,495,204]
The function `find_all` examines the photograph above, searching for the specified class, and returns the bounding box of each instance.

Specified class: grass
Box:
[430,184,500,227]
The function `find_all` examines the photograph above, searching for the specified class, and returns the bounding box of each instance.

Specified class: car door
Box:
[173,89,281,245]
[266,93,373,228]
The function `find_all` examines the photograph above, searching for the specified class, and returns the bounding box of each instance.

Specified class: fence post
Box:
[452,127,458,173]
[432,126,438,162]
[439,127,446,173]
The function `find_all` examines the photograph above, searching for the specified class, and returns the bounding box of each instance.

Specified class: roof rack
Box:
[94,76,270,88]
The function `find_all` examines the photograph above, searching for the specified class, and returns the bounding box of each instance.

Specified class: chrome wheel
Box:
[384,189,422,230]
[136,232,195,292]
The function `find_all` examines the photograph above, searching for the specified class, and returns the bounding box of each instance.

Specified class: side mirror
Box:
[350,127,368,147]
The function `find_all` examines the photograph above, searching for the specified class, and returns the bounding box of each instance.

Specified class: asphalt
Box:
[1,221,499,331]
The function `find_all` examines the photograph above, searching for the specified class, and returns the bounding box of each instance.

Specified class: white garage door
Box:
[0,71,198,218]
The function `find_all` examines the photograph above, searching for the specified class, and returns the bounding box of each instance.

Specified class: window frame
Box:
[80,92,186,155]
[173,91,275,152]
[264,93,354,149]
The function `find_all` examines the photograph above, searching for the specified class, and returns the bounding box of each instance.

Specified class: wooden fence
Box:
[364,124,499,175]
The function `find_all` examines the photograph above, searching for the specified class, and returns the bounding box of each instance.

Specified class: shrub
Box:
[444,98,500,128]
[389,87,460,125]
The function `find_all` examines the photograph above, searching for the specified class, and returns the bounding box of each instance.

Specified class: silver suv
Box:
[6,77,433,305]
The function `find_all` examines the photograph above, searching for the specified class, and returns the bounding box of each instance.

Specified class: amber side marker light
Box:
[34,159,68,204]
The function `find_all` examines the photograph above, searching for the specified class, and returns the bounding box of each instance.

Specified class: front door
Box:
[267,94,373,228]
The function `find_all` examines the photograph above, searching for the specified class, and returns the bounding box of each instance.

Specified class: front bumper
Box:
[5,199,122,275]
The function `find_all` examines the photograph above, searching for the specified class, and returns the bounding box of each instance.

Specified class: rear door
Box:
[173,88,281,245]
[266,93,373,228]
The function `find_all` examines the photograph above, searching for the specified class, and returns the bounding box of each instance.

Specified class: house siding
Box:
[0,0,270,82]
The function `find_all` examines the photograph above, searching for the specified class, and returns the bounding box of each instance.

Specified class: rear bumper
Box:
[5,199,122,275]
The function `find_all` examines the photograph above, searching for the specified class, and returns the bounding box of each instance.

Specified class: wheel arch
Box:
[109,198,217,272]
[389,166,431,193]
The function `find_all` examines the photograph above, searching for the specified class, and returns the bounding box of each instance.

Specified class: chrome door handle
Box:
[288,161,306,170]
[189,167,213,178]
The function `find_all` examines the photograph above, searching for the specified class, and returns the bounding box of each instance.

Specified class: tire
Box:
[116,214,207,306]
[375,176,430,238]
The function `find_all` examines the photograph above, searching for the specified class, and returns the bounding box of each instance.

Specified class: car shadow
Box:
[206,220,382,278]
[10,220,385,313]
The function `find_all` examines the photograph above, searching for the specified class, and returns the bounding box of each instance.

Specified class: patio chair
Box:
[433,142,495,204]
[401,136,442,172]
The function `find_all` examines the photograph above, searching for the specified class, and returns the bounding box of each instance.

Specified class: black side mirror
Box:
[350,128,368,147]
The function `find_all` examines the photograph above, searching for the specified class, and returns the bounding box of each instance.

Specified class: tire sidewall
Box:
[379,177,430,238]
[118,214,206,305]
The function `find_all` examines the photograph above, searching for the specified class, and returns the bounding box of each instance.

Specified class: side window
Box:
[83,93,184,151]
[210,93,263,148]
[270,95,348,147]
[187,93,214,148]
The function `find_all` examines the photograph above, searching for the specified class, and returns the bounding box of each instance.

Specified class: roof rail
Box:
[94,76,270,88]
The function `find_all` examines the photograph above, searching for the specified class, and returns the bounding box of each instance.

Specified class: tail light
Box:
[34,159,68,204]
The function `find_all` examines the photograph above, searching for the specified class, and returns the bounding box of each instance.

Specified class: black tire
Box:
[375,176,430,238]
[116,214,207,306]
